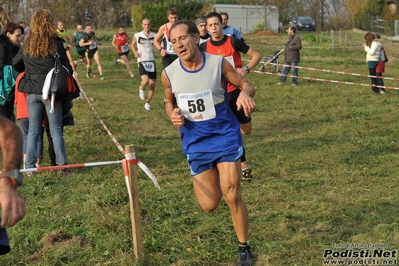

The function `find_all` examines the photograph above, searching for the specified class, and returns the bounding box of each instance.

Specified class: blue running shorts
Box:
[186,145,243,176]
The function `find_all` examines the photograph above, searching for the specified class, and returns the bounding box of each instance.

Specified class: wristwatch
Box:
[1,169,23,186]
[244,66,250,74]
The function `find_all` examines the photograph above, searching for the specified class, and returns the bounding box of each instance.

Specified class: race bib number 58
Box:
[178,90,216,121]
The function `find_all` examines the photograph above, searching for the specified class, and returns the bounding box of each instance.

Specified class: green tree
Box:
[365,0,385,17]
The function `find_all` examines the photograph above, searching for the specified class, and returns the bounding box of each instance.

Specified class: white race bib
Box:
[89,41,97,49]
[142,61,155,72]
[177,90,216,121]
[166,41,175,54]
[121,45,128,53]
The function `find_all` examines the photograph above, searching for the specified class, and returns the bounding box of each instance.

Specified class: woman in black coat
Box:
[0,22,23,120]
[13,9,72,174]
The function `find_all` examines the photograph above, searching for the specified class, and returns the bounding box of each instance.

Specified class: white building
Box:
[213,4,279,34]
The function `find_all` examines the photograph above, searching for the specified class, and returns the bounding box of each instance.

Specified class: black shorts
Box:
[85,48,98,59]
[161,54,178,69]
[228,88,252,124]
[77,50,85,59]
[118,51,129,57]
[138,62,157,80]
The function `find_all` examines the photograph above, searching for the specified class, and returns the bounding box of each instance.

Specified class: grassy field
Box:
[1,29,399,265]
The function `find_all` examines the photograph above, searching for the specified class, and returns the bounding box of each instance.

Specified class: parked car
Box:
[291,16,315,31]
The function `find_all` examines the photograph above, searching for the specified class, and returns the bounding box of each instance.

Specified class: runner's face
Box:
[118,27,125,34]
[221,15,228,27]
[206,17,223,40]
[142,21,151,31]
[196,22,207,36]
[57,22,64,31]
[86,26,92,33]
[77,26,83,33]
[168,14,178,25]
[170,24,198,62]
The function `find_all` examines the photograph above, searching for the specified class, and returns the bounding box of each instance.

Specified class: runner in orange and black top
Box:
[111,26,135,78]
[199,12,262,183]
[79,24,105,80]
[153,7,179,69]
[56,21,76,75]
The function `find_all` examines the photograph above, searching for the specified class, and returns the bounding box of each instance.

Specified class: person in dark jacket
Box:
[278,26,302,86]
[13,9,72,175]
[0,22,24,120]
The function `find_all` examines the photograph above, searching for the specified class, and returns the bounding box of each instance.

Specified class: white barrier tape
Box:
[257,60,397,81]
[74,76,160,189]
[137,161,161,191]
[254,70,399,90]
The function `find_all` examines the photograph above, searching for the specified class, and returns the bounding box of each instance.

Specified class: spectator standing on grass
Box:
[363,32,383,94]
[374,33,386,94]
[131,18,156,111]
[220,12,243,41]
[0,116,26,231]
[79,24,105,80]
[0,22,24,120]
[154,7,179,69]
[112,26,135,78]
[162,20,256,266]
[277,26,302,86]
[13,9,71,176]
[199,12,262,183]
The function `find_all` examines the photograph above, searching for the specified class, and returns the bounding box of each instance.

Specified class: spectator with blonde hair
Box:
[13,9,72,175]
[363,32,383,94]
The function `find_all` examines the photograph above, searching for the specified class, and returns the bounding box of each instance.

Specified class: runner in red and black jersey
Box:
[112,26,135,78]
[199,12,262,183]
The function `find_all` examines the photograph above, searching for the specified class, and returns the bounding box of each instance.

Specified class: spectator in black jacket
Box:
[13,9,72,176]
[0,22,23,120]
[277,26,302,86]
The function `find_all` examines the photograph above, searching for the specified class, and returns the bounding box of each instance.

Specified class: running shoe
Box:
[241,169,252,183]
[100,75,105,80]
[144,102,151,111]
[236,246,252,266]
[86,72,90,79]
[115,58,119,64]
[91,72,96,78]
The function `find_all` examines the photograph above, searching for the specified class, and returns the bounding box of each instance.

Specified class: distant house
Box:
[213,4,279,34]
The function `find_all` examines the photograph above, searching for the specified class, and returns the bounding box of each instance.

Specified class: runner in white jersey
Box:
[131,18,156,111]
[162,20,256,266]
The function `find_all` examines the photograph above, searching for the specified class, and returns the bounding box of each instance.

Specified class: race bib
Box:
[89,41,97,49]
[166,41,175,54]
[121,45,128,53]
[224,56,235,67]
[177,90,216,121]
[142,61,155,72]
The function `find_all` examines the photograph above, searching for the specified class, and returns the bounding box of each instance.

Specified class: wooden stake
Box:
[125,145,144,262]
